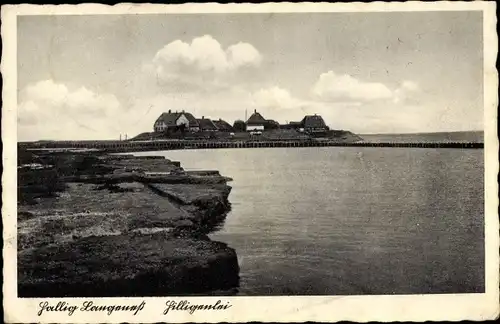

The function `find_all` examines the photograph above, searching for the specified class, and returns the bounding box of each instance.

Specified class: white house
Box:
[154,110,200,133]
[246,110,267,131]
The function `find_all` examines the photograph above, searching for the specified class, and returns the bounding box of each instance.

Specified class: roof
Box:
[155,111,199,127]
[246,110,267,125]
[155,112,182,127]
[196,118,218,131]
[183,112,199,126]
[301,115,327,129]
[213,119,234,131]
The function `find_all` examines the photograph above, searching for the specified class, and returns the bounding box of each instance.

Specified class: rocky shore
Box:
[17,149,239,297]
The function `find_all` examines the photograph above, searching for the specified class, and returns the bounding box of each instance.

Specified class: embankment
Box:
[17,149,239,297]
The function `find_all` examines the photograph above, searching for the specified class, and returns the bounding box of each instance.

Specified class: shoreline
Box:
[17,149,239,297]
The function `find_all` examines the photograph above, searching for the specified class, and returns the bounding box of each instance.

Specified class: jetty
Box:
[19,139,483,154]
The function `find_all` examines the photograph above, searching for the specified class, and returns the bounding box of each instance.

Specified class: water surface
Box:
[135,147,484,295]
[360,131,484,143]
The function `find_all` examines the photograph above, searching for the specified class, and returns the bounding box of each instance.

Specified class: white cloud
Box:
[227,42,262,69]
[393,80,421,104]
[151,35,262,88]
[400,80,419,92]
[18,80,123,140]
[310,71,422,108]
[21,80,120,117]
[311,71,394,102]
[247,86,342,123]
[243,82,432,132]
[252,86,303,110]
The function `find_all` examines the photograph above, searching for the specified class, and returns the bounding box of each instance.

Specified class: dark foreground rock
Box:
[18,232,239,297]
[17,149,239,297]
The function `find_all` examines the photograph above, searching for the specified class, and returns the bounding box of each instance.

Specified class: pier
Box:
[19,139,484,153]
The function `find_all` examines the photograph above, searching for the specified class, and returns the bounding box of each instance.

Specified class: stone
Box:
[18,233,239,297]
[17,151,237,297]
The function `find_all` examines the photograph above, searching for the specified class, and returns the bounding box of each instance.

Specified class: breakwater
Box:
[19,139,483,153]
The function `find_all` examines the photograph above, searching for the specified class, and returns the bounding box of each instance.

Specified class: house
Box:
[301,114,329,133]
[246,109,267,131]
[245,110,281,131]
[213,119,234,132]
[153,110,199,133]
[184,113,200,132]
[196,117,219,132]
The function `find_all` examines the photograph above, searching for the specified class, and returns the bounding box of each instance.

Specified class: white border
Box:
[2,2,499,323]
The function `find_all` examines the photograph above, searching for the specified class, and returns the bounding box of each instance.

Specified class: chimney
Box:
[168,109,171,113]
[202,116,205,119]
[254,109,257,113]
[182,110,185,113]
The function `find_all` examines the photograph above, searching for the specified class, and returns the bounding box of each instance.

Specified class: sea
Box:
[359,131,484,143]
[134,146,484,295]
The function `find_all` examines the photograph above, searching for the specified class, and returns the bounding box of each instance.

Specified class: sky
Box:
[17,11,484,141]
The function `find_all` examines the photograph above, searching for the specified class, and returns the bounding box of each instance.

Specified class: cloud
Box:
[151,35,262,89]
[18,80,123,140]
[393,80,421,104]
[310,71,422,107]
[252,86,304,110]
[21,80,120,117]
[400,80,419,92]
[227,42,262,69]
[242,82,432,132]
[311,71,394,102]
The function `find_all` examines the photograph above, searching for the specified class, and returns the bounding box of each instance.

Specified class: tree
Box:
[264,120,280,130]
[233,120,247,132]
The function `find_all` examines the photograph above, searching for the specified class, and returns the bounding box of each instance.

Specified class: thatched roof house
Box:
[196,117,219,132]
[213,119,234,132]
[154,110,199,132]
[246,109,279,131]
[246,110,267,126]
[300,114,329,132]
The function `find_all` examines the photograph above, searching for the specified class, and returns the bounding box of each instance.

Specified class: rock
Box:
[17,151,237,297]
[93,183,141,193]
[148,183,231,205]
[18,233,240,297]
[172,219,195,228]
[17,211,35,222]
[186,170,221,176]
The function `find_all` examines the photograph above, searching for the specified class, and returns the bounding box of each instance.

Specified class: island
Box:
[18,111,483,152]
